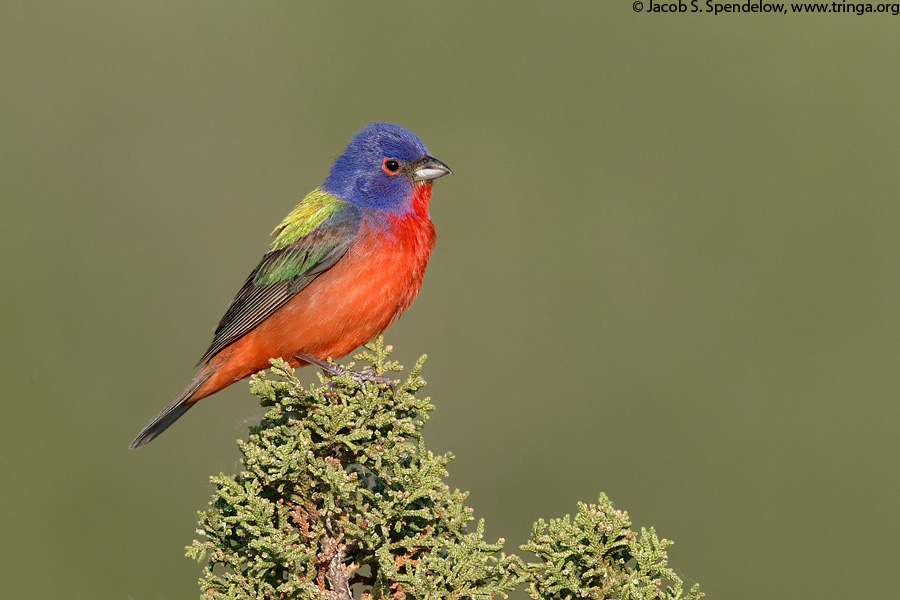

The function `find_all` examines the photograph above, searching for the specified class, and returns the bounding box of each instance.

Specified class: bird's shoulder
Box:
[270,188,360,251]
[252,190,361,288]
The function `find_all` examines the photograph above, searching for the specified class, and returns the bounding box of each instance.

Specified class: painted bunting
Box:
[130,122,450,448]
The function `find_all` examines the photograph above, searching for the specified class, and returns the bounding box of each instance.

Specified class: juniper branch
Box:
[186,338,701,600]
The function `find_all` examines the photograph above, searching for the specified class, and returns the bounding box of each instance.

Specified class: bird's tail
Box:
[129,371,212,449]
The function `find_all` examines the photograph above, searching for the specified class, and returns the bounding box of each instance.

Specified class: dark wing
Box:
[197,211,361,364]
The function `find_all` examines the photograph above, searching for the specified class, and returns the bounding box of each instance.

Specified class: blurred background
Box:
[2,2,899,598]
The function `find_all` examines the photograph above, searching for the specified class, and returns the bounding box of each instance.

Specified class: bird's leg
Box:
[295,352,344,376]
[295,352,395,391]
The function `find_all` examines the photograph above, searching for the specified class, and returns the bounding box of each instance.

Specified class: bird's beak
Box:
[413,156,452,181]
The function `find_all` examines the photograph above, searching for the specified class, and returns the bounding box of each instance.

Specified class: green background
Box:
[2,2,898,598]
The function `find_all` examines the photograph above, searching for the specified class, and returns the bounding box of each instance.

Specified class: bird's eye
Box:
[382,158,402,175]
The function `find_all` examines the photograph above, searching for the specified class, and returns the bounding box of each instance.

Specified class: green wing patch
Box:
[271,188,346,251]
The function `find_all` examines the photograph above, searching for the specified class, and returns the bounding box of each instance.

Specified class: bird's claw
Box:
[339,367,396,392]
[295,353,395,393]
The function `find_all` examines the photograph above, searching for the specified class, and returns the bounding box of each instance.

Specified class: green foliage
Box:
[521,496,703,600]
[187,339,521,600]
[187,339,701,600]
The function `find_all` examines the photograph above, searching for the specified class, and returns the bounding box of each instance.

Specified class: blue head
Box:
[322,122,451,213]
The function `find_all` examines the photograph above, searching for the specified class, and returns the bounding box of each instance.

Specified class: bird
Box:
[130,122,451,448]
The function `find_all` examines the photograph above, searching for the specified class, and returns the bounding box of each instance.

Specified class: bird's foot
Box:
[295,353,395,392]
[341,367,396,392]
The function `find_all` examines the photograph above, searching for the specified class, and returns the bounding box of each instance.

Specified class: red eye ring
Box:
[382,158,402,175]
